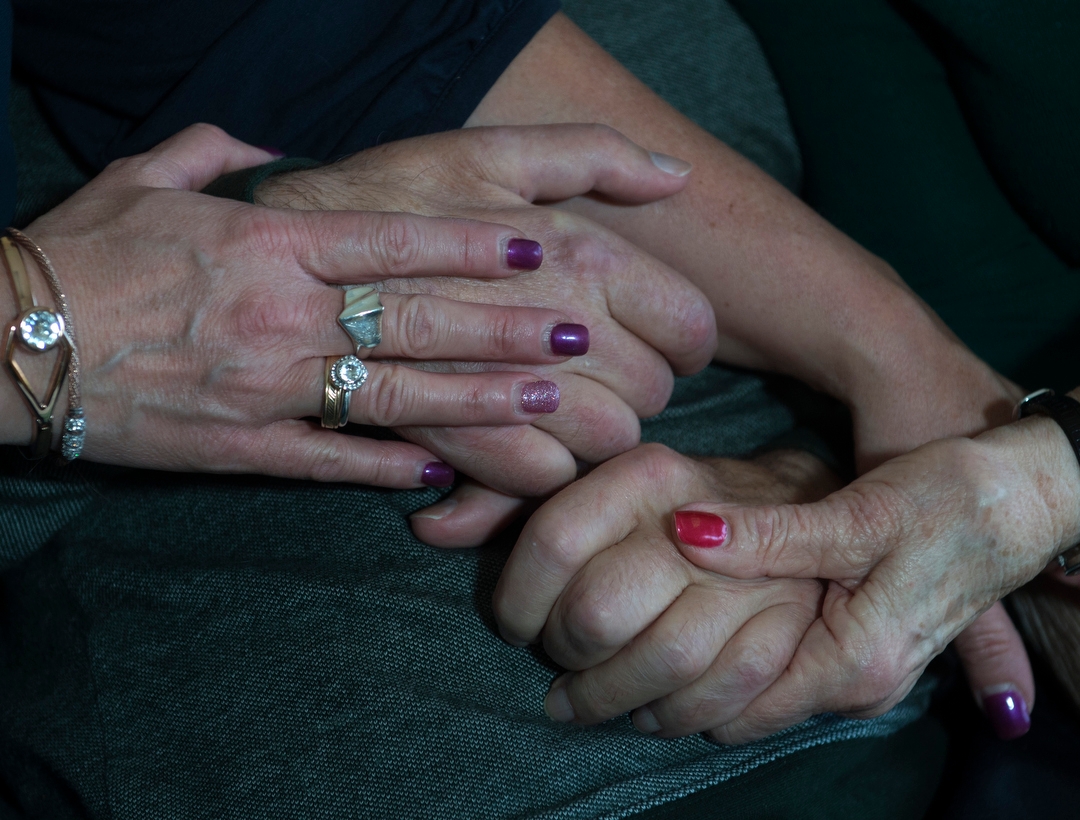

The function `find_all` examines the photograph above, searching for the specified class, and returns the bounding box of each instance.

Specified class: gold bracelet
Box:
[1,235,71,458]
[7,228,86,459]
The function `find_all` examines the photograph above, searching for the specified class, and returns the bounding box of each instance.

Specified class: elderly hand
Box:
[255,125,717,499]
[669,411,1080,743]
[491,443,839,735]
[2,124,660,487]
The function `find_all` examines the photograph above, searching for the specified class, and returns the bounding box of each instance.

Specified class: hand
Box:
[255,125,718,498]
[492,443,840,736]
[670,412,1080,743]
[6,124,617,487]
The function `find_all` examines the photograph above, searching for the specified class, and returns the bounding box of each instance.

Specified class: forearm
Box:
[468,14,1017,446]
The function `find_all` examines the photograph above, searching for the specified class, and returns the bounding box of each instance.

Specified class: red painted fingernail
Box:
[674,511,728,547]
[256,145,286,159]
[507,238,543,270]
[421,461,455,487]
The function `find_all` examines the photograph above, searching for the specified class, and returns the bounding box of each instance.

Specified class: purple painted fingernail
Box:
[507,238,543,270]
[256,146,286,159]
[421,461,455,488]
[520,380,560,414]
[550,323,590,357]
[981,686,1030,740]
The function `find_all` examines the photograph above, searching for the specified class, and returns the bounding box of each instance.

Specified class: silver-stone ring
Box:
[338,285,384,352]
[321,354,368,429]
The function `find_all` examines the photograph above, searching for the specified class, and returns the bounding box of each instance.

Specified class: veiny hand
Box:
[15,124,621,487]
[256,125,718,499]
[670,415,1080,743]
[492,443,840,737]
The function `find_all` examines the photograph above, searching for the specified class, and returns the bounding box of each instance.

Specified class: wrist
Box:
[980,412,1080,564]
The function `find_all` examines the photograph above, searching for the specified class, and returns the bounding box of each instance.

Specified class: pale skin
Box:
[493,407,1080,742]
[0,123,712,489]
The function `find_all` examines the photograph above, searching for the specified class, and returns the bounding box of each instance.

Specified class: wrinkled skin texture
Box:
[256,125,717,496]
[2,124,711,490]
[492,443,841,741]
[669,415,1080,742]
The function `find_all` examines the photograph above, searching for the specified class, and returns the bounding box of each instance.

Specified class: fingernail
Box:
[674,511,728,548]
[649,151,693,177]
[544,677,576,722]
[520,380,560,414]
[550,324,590,357]
[507,238,543,270]
[497,624,529,648]
[256,146,286,159]
[411,498,458,520]
[632,706,661,734]
[980,685,1030,740]
[420,461,455,488]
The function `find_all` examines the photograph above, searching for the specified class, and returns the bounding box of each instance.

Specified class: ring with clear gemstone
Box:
[330,355,368,392]
[18,308,65,352]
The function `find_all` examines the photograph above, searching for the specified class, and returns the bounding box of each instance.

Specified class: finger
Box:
[543,582,778,725]
[273,210,544,282]
[410,481,532,548]
[953,602,1034,740]
[528,372,641,463]
[601,251,717,377]
[635,598,816,738]
[671,492,888,581]
[109,123,278,190]
[223,419,454,488]
[492,444,691,645]
[309,289,590,363]
[462,124,692,204]
[293,358,562,427]
[397,424,578,498]
[544,534,692,670]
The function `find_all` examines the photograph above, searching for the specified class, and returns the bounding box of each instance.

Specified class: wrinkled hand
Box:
[256,125,717,499]
[670,416,1080,742]
[492,443,840,737]
[15,124,624,486]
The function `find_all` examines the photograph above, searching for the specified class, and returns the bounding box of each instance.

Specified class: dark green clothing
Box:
[730,0,1080,389]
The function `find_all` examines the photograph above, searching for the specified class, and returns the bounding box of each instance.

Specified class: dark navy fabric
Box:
[0,1,14,226]
[9,0,558,169]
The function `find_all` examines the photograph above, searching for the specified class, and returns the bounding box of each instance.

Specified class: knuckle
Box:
[396,295,445,358]
[225,292,298,344]
[728,637,785,693]
[234,209,294,261]
[545,231,616,283]
[371,213,423,275]
[559,587,623,657]
[858,643,905,709]
[486,309,521,359]
[653,623,712,684]
[362,365,416,427]
[185,121,229,146]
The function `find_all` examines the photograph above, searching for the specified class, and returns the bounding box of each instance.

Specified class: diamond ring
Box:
[321,355,368,429]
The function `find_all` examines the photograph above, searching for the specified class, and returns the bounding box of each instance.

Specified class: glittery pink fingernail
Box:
[520,380,560,414]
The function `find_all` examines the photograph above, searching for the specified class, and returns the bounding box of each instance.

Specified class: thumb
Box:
[107,123,278,191]
[470,124,691,204]
[671,493,881,580]
[410,480,532,548]
[953,602,1034,740]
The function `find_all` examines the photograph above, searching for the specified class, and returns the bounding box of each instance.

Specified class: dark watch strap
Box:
[1016,389,1080,574]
